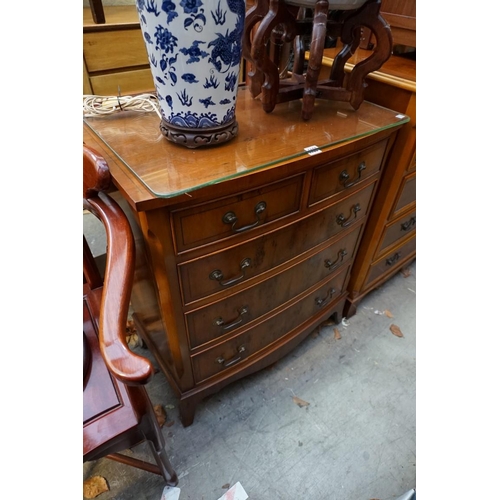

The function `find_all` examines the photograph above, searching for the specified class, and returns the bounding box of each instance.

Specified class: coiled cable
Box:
[83,93,161,118]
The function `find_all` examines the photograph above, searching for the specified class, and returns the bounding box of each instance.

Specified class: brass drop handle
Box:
[386,252,401,266]
[339,161,366,188]
[336,203,361,227]
[324,249,348,271]
[401,216,416,232]
[222,201,267,233]
[315,287,335,307]
[216,345,246,368]
[213,306,249,331]
[209,258,252,287]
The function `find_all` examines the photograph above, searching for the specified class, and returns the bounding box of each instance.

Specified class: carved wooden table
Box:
[243,0,393,120]
[83,88,408,426]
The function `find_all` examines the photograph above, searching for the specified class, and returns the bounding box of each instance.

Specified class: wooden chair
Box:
[83,145,178,486]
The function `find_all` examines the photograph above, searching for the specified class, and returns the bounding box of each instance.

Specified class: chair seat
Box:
[83,292,142,459]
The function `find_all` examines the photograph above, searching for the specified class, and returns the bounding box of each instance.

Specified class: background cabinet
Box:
[380,0,416,48]
[317,48,416,317]
[83,6,154,95]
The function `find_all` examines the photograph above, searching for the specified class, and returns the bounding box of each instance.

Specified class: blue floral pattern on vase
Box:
[136,0,245,130]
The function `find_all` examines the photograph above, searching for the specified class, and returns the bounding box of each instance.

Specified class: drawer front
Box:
[191,267,350,383]
[90,69,155,96]
[377,209,416,256]
[172,175,303,253]
[186,228,361,348]
[308,139,388,206]
[365,236,416,289]
[391,171,416,217]
[179,183,375,304]
[83,30,149,73]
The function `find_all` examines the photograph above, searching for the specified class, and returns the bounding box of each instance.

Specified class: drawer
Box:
[365,236,416,290]
[377,209,416,256]
[190,267,350,383]
[179,184,374,303]
[83,30,149,73]
[391,171,416,218]
[308,139,388,206]
[172,175,303,253]
[90,68,155,96]
[185,228,361,348]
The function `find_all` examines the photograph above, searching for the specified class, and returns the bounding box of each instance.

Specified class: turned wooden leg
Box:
[250,0,282,112]
[243,0,269,97]
[250,0,297,113]
[329,34,360,87]
[291,7,307,78]
[341,0,393,109]
[302,0,329,121]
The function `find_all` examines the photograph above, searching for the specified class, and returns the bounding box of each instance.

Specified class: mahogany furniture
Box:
[243,0,393,120]
[83,89,408,426]
[83,145,178,485]
[315,49,416,316]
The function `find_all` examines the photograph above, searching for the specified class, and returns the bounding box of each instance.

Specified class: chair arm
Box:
[85,194,154,385]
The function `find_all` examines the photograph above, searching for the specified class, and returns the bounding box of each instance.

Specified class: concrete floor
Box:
[83,214,416,500]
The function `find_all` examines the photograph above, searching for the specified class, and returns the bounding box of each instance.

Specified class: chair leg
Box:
[141,406,178,486]
[146,440,178,486]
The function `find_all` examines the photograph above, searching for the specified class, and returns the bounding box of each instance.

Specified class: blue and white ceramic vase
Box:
[136,0,245,148]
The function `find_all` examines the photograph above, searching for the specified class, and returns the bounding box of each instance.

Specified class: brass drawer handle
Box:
[315,287,335,307]
[216,345,246,368]
[336,203,361,227]
[209,258,252,286]
[222,201,267,233]
[401,216,416,232]
[339,161,366,188]
[213,306,249,331]
[324,249,348,272]
[386,252,401,266]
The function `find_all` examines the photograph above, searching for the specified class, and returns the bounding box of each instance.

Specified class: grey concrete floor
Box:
[84,213,416,500]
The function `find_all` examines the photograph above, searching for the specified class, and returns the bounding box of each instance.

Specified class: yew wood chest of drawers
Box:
[83,89,407,426]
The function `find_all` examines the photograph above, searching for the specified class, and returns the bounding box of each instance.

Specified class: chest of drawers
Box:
[83,89,407,426]
[316,50,416,317]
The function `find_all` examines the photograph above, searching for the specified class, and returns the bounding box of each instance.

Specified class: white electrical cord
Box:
[83,93,162,118]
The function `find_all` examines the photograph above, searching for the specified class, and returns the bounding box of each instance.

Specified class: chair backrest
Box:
[83,145,153,385]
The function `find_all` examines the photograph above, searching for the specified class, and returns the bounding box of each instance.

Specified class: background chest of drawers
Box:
[317,49,416,317]
[83,94,407,426]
